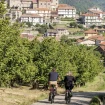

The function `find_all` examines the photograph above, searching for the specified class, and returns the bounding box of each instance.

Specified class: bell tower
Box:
[51,0,59,11]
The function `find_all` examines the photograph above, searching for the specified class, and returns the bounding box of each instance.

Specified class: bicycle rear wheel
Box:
[50,93,54,104]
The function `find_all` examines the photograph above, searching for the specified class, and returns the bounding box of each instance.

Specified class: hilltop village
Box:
[2,0,105,56]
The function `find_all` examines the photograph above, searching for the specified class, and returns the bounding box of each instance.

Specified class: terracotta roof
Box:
[88,35,105,41]
[58,4,68,7]
[36,8,50,11]
[58,4,75,10]
[99,45,105,51]
[82,13,98,17]
[84,29,98,34]
[39,0,51,2]
[21,14,42,18]
[100,41,105,45]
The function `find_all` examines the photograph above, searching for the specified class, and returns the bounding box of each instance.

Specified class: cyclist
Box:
[48,68,59,101]
[48,68,59,91]
[64,71,76,98]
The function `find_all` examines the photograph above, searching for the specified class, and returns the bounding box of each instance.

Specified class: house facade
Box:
[81,13,104,27]
[26,8,51,23]
[57,27,69,36]
[77,39,95,46]
[7,0,77,24]
[38,0,51,10]
[46,29,58,37]
[84,29,98,39]
[77,35,105,46]
[21,14,44,25]
[7,0,59,10]
[45,28,69,37]
[80,7,105,27]
[58,4,76,18]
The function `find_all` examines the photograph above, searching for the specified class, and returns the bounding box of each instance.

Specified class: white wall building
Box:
[81,13,104,27]
[58,4,76,18]
[26,8,51,23]
[77,40,95,46]
[21,14,44,25]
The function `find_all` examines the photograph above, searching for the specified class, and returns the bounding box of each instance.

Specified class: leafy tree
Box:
[78,24,84,29]
[90,25,96,29]
[36,24,48,34]
[70,22,78,28]
[49,24,54,29]
[0,0,6,18]
[25,22,33,27]
[60,35,76,45]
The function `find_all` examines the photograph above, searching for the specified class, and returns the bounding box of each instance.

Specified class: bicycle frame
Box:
[49,85,56,104]
[65,89,72,104]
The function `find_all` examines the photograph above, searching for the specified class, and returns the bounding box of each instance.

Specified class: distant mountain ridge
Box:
[60,0,105,12]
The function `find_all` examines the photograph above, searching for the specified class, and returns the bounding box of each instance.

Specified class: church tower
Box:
[51,0,59,11]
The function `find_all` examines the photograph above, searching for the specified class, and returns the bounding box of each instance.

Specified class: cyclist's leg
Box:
[50,81,57,94]
[69,85,73,97]
[65,86,69,100]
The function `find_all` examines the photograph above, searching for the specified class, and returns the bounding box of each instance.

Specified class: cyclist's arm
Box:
[48,73,50,82]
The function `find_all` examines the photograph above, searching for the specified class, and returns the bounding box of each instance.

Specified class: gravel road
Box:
[32,91,105,105]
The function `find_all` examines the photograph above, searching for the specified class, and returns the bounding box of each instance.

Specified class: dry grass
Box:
[0,86,64,105]
[0,86,48,105]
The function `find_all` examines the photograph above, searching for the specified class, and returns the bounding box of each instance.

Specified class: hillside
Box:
[60,0,105,12]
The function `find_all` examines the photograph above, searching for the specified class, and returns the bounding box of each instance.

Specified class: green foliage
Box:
[49,24,54,29]
[70,22,78,28]
[0,1,104,87]
[60,35,76,45]
[90,25,96,29]
[60,0,105,12]
[36,24,48,34]
[0,0,6,18]
[61,17,75,21]
[0,18,38,86]
[78,24,84,29]
[90,96,101,105]
[25,22,33,27]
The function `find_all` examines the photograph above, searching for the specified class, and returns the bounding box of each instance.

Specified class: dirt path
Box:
[32,91,105,105]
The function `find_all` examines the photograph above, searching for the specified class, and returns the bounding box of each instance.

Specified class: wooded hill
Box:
[60,0,105,12]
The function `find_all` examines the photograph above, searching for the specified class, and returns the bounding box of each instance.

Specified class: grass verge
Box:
[74,73,105,92]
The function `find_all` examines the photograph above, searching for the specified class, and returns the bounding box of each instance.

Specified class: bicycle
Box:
[65,89,72,104]
[49,84,56,104]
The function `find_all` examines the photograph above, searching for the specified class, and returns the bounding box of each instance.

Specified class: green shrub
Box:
[90,96,101,105]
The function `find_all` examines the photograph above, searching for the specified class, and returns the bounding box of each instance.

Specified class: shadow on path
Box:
[32,91,105,105]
